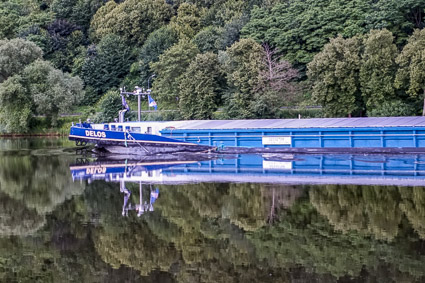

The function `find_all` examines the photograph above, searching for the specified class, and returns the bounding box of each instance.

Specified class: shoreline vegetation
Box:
[2,1,425,135]
[1,107,324,136]
[0,115,85,137]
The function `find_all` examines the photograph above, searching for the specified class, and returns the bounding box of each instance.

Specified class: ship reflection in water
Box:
[71,153,425,187]
[120,181,159,217]
[70,154,425,217]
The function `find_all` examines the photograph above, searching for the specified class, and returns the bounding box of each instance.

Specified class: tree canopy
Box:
[308,36,363,117]
[3,0,425,130]
[90,0,173,45]
[0,38,83,132]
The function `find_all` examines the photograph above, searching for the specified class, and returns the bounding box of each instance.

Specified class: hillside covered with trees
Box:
[1,0,425,133]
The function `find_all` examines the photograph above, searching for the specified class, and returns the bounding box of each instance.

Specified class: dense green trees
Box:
[0,38,43,82]
[24,60,84,126]
[192,26,223,53]
[309,29,425,116]
[242,0,371,66]
[4,0,425,131]
[0,0,54,41]
[0,61,83,131]
[171,3,206,39]
[150,39,199,104]
[395,29,425,115]
[44,19,85,72]
[0,38,83,132]
[308,36,363,117]
[222,38,263,118]
[51,0,104,33]
[81,34,134,103]
[138,26,178,86]
[179,52,222,119]
[93,89,123,122]
[90,0,173,45]
[0,75,33,133]
[360,29,398,110]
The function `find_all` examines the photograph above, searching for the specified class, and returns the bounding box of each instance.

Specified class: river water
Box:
[1,137,425,282]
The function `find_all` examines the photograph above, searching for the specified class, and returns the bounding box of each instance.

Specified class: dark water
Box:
[2,138,425,282]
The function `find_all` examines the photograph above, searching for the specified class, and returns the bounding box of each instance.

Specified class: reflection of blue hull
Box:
[69,126,212,154]
[70,154,425,186]
[70,160,197,181]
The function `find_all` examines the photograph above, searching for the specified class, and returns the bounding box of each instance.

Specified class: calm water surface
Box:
[1,138,425,282]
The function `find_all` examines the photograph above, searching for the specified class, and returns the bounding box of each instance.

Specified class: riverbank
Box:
[0,115,84,137]
[0,132,66,137]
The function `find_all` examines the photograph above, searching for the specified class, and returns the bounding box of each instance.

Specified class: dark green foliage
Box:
[90,0,173,45]
[0,75,33,133]
[395,28,425,115]
[18,25,51,53]
[368,0,425,44]
[360,29,399,112]
[93,90,122,123]
[171,2,206,39]
[47,19,80,45]
[242,0,425,70]
[179,52,223,119]
[51,0,80,20]
[192,26,223,53]
[0,1,22,39]
[308,36,363,117]
[45,19,85,72]
[51,0,104,33]
[81,34,135,103]
[0,0,54,40]
[222,38,264,118]
[242,1,371,66]
[308,28,425,117]
[215,14,249,50]
[150,39,199,104]
[3,0,425,131]
[138,26,179,86]
[367,100,417,117]
[47,30,85,72]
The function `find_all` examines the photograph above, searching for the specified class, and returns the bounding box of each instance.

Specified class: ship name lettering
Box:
[85,130,106,138]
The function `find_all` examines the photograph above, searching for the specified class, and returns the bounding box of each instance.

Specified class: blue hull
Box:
[69,126,213,154]
[69,117,425,155]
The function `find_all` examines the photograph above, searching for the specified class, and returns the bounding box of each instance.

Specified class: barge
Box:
[69,116,425,155]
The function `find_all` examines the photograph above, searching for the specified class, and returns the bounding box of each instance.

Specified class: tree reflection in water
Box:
[2,139,425,282]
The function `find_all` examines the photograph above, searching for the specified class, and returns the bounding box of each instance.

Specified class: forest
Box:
[2,0,425,133]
